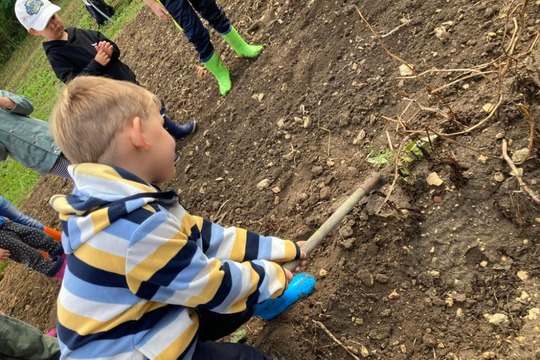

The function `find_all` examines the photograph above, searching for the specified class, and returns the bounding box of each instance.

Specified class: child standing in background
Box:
[143,0,264,96]
[15,0,196,140]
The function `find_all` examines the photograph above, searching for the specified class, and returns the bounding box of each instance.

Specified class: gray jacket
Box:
[0,90,61,174]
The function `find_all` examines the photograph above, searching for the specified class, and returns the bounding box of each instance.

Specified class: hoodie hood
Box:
[50,163,178,254]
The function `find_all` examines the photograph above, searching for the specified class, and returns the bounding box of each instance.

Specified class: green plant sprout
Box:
[366,148,393,168]
[366,135,437,181]
[229,329,247,343]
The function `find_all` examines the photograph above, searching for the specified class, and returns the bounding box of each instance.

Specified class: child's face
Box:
[31,14,65,41]
[144,107,176,184]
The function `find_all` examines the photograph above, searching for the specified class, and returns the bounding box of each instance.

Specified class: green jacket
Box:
[0,315,60,359]
[0,90,61,174]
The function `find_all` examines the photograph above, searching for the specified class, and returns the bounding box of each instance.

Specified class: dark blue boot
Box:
[253,273,316,320]
[164,117,197,140]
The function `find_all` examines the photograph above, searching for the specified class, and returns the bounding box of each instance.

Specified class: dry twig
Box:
[312,320,360,360]
[375,18,411,39]
[376,134,410,214]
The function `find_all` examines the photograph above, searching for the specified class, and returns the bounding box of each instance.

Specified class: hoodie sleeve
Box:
[125,209,294,313]
[0,90,34,116]
[189,215,301,263]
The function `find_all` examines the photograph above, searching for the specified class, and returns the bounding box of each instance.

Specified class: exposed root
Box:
[515,104,537,165]
[502,139,540,204]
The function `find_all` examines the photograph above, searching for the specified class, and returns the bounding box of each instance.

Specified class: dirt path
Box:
[1,0,539,358]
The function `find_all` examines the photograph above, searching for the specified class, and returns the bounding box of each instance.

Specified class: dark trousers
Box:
[161,0,231,61]
[192,308,272,359]
[0,220,63,276]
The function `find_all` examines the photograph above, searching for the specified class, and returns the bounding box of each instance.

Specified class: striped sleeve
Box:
[192,215,301,263]
[125,211,288,313]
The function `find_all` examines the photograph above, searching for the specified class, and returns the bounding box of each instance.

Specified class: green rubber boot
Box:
[222,26,263,58]
[203,52,232,96]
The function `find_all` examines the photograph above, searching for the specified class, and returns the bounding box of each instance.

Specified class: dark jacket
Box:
[43,27,137,84]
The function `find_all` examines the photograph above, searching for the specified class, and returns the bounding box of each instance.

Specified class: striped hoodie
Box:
[50,164,301,359]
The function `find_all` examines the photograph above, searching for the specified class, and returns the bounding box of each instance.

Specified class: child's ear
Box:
[28,29,40,36]
[130,116,151,150]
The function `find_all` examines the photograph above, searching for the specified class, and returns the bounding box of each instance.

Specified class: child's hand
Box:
[0,96,15,110]
[94,50,110,66]
[0,249,11,260]
[96,41,113,58]
[283,268,294,289]
[297,241,307,259]
[293,241,308,272]
[144,0,171,21]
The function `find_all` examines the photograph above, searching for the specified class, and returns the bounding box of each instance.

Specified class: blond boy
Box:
[49,76,309,359]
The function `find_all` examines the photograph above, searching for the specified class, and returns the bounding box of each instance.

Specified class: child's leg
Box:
[197,308,252,342]
[0,196,45,230]
[1,221,63,258]
[0,229,62,276]
[192,341,272,360]
[161,0,215,61]
[188,0,262,58]
[193,309,273,359]
[161,106,197,140]
[186,0,230,34]
[160,0,232,95]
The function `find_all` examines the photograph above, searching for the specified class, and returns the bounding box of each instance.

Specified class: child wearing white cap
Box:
[15,0,61,32]
[14,0,196,140]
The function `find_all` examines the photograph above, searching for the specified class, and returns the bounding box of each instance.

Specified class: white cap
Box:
[15,0,61,31]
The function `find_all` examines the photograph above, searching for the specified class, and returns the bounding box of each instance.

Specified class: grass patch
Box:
[0,0,143,205]
[0,260,8,276]
[0,159,40,205]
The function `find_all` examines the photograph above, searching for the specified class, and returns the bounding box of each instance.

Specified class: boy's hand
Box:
[283,268,294,289]
[144,0,171,21]
[0,96,15,110]
[0,249,11,260]
[294,241,308,272]
[94,50,110,66]
[96,41,114,58]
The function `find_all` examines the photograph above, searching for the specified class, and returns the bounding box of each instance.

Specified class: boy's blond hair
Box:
[51,76,161,164]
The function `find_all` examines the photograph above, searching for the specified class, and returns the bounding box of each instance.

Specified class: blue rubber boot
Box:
[253,273,316,320]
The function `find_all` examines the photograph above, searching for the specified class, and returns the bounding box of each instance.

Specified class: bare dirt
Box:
[1,0,540,359]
